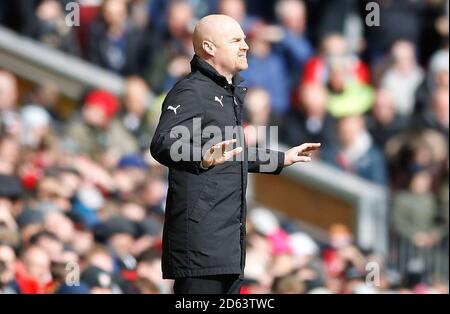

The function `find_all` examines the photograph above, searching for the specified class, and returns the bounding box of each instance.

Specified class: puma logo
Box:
[168,105,180,114]
[214,96,224,107]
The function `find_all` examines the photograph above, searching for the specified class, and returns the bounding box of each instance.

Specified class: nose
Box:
[241,40,249,51]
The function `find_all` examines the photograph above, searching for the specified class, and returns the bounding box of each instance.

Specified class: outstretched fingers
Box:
[205,139,242,164]
[294,155,312,162]
[298,143,321,156]
[217,139,242,161]
[223,146,243,161]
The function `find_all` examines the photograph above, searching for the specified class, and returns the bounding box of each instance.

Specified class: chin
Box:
[238,62,249,71]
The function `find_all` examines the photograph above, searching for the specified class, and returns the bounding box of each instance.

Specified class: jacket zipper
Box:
[233,94,245,274]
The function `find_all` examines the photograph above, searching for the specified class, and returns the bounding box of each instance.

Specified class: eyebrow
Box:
[231,35,246,41]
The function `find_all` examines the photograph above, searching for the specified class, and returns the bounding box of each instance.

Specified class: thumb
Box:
[294,156,312,163]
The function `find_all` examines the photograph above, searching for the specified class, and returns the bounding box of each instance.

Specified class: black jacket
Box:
[150,55,284,279]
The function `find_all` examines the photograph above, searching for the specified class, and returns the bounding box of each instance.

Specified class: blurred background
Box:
[0,0,448,294]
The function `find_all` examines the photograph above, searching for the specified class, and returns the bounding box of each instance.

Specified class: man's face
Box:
[0,72,18,110]
[373,90,395,124]
[124,80,149,117]
[338,116,363,147]
[25,248,51,285]
[109,233,134,256]
[82,105,108,128]
[0,245,15,284]
[37,237,64,262]
[213,21,249,76]
[89,252,114,273]
[433,89,449,123]
[167,2,193,38]
[245,89,270,125]
[103,0,127,26]
[301,84,327,116]
[218,0,246,22]
[279,0,306,34]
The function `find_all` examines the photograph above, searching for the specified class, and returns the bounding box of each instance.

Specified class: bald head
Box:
[193,14,249,81]
[193,15,239,56]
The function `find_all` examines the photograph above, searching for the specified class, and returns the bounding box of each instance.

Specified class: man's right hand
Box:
[201,139,243,169]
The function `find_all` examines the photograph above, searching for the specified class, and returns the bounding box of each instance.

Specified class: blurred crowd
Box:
[0,0,448,294]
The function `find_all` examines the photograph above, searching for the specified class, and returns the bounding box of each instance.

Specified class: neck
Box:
[203,58,233,83]
[307,111,325,119]
[108,22,125,38]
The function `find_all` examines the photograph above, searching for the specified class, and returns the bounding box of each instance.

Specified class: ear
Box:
[202,40,215,57]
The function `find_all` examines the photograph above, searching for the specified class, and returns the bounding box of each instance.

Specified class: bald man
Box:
[150,14,320,294]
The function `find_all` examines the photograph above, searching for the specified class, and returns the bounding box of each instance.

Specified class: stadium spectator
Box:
[24,81,65,135]
[217,0,258,33]
[86,0,146,75]
[363,0,425,64]
[143,0,194,93]
[300,33,370,86]
[366,88,409,149]
[380,40,425,117]
[0,71,21,138]
[9,246,52,294]
[280,82,336,148]
[271,0,313,87]
[0,245,17,294]
[414,47,449,115]
[136,248,167,293]
[120,77,157,152]
[392,168,444,249]
[24,0,80,55]
[0,137,21,176]
[242,88,276,147]
[65,89,138,159]
[321,115,387,185]
[326,55,375,118]
[417,87,449,139]
[241,21,290,115]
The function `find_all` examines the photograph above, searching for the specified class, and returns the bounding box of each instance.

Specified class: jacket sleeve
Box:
[150,84,208,174]
[247,147,285,175]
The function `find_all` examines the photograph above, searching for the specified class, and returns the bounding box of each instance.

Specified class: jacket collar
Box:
[190,54,244,88]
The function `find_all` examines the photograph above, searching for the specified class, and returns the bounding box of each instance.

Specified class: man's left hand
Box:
[284,143,321,167]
